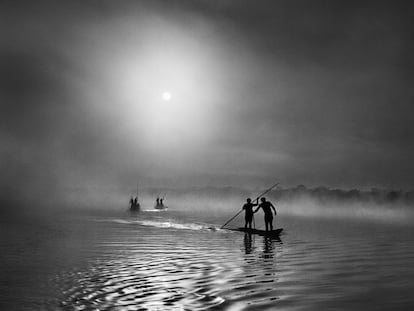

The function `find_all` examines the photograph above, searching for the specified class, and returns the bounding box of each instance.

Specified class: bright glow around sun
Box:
[104,26,223,151]
[162,92,172,101]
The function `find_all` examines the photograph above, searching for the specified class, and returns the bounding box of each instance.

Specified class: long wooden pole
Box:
[252,182,279,202]
[220,182,280,229]
[220,210,244,229]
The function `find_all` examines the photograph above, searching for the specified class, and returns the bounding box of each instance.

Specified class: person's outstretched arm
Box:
[254,205,261,213]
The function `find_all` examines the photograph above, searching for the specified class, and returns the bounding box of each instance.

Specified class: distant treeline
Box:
[148,185,414,206]
[270,185,414,205]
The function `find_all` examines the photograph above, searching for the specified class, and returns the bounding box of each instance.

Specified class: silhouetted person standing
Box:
[160,198,164,206]
[242,198,258,229]
[156,197,160,206]
[254,197,277,231]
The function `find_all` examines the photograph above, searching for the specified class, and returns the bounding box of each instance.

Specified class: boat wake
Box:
[108,219,220,231]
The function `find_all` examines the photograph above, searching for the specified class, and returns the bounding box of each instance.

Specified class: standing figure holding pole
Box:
[254,197,277,231]
[242,198,258,229]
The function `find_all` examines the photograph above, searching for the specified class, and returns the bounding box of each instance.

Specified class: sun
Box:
[162,92,172,101]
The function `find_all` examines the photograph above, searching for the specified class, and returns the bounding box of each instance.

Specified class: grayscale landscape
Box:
[1,1,414,310]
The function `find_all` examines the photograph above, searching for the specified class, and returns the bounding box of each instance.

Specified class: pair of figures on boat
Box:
[242,197,277,231]
[129,196,140,210]
[155,197,166,209]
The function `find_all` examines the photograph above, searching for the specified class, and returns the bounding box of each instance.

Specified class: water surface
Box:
[1,208,414,310]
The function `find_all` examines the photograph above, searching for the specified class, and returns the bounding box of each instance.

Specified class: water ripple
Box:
[52,215,414,310]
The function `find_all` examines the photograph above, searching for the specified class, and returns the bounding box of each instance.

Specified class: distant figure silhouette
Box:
[156,197,160,206]
[254,197,277,231]
[134,197,138,205]
[242,198,258,229]
[129,196,134,207]
[160,198,164,206]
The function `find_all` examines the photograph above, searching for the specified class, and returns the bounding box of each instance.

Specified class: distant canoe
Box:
[154,204,168,210]
[228,227,283,236]
[130,203,141,212]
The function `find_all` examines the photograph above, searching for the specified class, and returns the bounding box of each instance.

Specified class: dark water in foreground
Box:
[1,208,414,310]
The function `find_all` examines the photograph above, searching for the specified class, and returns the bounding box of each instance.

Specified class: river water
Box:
[1,207,414,310]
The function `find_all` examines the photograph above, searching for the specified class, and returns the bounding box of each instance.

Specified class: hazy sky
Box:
[1,0,414,199]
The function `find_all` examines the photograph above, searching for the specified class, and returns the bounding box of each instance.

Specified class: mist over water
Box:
[56,186,414,226]
[5,184,412,230]
[2,185,414,311]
